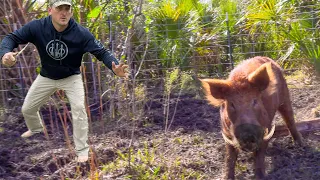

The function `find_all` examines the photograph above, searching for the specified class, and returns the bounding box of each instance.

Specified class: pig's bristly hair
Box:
[200,56,281,107]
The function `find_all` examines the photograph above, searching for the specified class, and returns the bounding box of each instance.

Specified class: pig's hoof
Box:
[254,168,265,180]
[295,134,304,146]
[295,139,305,147]
[223,174,235,180]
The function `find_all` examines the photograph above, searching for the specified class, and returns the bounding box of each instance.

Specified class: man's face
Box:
[49,5,73,27]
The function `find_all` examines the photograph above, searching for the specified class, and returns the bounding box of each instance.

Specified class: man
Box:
[0,0,128,163]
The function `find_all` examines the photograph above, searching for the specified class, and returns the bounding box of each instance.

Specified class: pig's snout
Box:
[235,124,264,152]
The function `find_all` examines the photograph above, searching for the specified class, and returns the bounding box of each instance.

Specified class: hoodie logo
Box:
[46,40,68,60]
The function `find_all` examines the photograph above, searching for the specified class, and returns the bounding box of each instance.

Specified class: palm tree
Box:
[283,0,320,73]
[235,0,296,61]
[240,0,320,73]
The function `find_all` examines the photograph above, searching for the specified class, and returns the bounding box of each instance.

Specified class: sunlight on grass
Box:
[285,70,310,88]
[99,141,206,179]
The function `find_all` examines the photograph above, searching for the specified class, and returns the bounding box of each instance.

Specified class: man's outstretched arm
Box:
[84,35,128,78]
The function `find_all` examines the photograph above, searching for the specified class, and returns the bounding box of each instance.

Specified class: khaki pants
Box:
[21,74,89,156]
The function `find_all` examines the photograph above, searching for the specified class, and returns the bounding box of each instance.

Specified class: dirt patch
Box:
[0,75,319,180]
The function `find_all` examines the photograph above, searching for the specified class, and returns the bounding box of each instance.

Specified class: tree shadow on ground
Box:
[265,132,320,180]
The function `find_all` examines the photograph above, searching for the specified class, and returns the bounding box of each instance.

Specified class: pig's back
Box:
[229,56,282,81]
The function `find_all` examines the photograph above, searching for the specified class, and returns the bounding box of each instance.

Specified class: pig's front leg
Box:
[254,142,268,179]
[223,143,238,180]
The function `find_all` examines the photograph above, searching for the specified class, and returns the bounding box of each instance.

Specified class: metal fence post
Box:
[13,23,26,100]
[312,6,316,65]
[107,14,113,53]
[106,11,114,121]
[226,12,234,69]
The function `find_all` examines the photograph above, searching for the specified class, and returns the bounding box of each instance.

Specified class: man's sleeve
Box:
[0,20,36,59]
[83,33,120,71]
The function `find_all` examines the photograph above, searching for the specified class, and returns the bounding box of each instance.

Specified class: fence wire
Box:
[0,8,319,124]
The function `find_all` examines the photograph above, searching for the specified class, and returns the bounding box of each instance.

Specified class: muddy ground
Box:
[0,73,319,180]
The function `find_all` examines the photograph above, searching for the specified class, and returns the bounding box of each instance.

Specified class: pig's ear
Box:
[200,79,230,106]
[248,62,272,91]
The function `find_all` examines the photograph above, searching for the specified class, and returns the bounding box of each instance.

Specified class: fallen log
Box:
[274,118,320,137]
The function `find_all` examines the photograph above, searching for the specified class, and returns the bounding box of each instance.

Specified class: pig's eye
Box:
[221,103,225,109]
[253,99,258,106]
[229,102,236,110]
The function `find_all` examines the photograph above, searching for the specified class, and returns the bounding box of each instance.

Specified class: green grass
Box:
[100,141,207,179]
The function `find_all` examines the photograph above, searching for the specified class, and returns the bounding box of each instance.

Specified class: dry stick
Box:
[40,117,50,140]
[167,82,183,131]
[100,88,112,126]
[88,137,98,178]
[0,60,7,119]
[0,16,8,33]
[51,153,65,179]
[127,34,149,144]
[4,1,13,33]
[55,91,72,120]
[167,70,187,131]
[164,74,174,133]
[14,0,28,24]
[39,94,72,179]
[82,65,93,133]
[50,96,74,155]
[97,62,105,134]
[14,44,35,95]
[110,87,115,122]
[124,0,144,170]
[54,108,61,135]
[48,103,56,135]
[99,78,116,127]
[0,11,10,109]
[164,91,170,133]
[13,43,30,58]
[89,148,98,179]
[5,42,30,90]
[81,65,99,177]
[109,75,115,122]
[30,98,69,179]
[89,56,98,107]
[134,34,149,79]
[165,48,191,132]
[12,43,35,93]
[49,98,76,177]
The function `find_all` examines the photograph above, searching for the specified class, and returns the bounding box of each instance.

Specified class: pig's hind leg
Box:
[277,90,303,145]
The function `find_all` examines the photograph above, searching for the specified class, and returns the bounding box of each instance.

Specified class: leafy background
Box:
[0,0,320,179]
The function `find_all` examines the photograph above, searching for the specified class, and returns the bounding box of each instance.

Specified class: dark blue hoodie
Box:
[0,16,119,80]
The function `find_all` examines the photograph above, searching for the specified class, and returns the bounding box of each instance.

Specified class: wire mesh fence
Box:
[1,6,320,127]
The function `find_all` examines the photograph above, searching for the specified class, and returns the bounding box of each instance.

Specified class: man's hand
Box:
[112,62,129,78]
[2,52,17,67]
